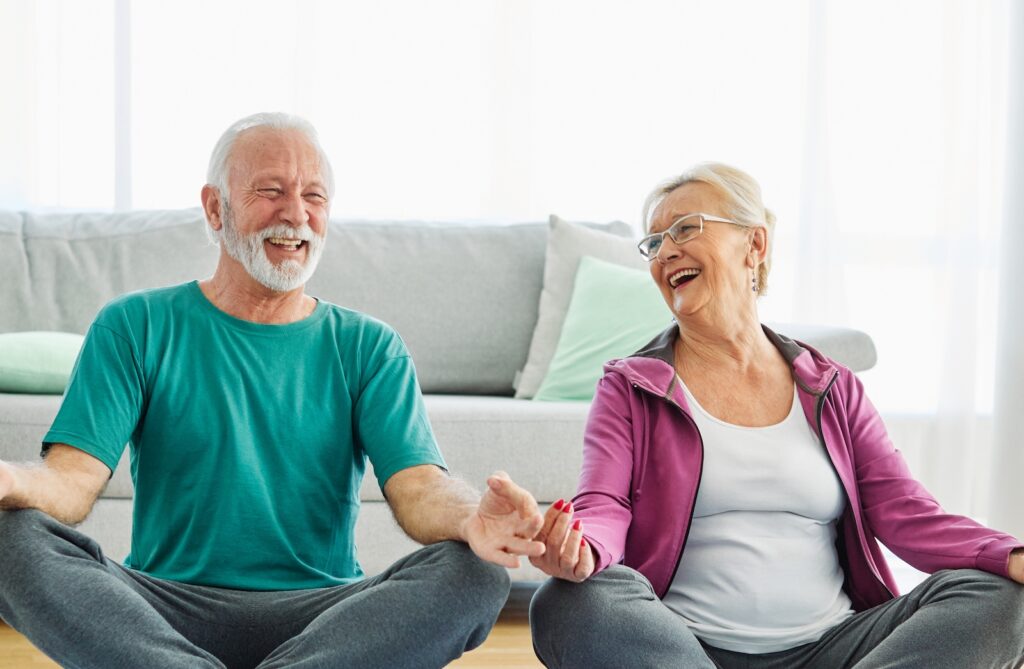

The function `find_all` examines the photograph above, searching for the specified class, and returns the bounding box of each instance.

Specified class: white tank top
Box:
[662,379,854,654]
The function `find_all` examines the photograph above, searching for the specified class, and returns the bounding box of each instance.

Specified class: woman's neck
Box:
[673,311,775,378]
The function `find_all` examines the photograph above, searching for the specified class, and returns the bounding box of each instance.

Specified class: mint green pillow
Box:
[534,256,672,401]
[0,331,85,393]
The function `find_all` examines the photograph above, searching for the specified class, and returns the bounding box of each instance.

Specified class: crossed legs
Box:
[0,509,509,669]
[530,564,1024,669]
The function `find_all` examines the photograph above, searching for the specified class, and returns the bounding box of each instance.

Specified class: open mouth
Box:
[669,268,701,288]
[265,237,307,252]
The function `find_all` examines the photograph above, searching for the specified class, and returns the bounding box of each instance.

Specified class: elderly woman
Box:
[528,163,1024,669]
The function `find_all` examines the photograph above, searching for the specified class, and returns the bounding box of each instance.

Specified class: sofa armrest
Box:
[766,322,877,372]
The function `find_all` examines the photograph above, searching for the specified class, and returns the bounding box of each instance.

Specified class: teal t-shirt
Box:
[43,281,445,591]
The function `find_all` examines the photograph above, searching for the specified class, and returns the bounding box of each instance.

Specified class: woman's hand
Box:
[1008,548,1024,584]
[528,499,596,582]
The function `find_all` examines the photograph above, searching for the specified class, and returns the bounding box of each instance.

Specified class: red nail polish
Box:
[553,499,565,511]
[562,503,572,514]
[580,538,587,547]
[572,519,582,531]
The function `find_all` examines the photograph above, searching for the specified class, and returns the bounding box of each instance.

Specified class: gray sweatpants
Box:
[0,508,510,669]
[530,564,1024,669]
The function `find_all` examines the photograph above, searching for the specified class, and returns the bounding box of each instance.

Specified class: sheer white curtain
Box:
[791,1,1009,520]
[0,0,1015,521]
[988,0,1024,539]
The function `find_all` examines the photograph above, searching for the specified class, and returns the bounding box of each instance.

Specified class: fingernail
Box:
[580,538,587,547]
[572,519,582,531]
[553,499,565,511]
[562,503,572,514]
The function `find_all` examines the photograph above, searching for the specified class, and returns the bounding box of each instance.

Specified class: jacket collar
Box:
[605,323,839,400]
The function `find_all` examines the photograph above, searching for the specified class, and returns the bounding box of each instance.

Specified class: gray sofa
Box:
[0,208,877,582]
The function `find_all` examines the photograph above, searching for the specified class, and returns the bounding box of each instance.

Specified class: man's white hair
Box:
[205,112,335,222]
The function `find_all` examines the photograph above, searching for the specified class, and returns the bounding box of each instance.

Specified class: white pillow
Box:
[514,215,646,399]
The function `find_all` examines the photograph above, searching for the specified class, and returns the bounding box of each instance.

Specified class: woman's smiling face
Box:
[647,182,758,321]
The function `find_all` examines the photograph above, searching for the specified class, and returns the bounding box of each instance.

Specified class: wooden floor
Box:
[450,612,542,669]
[0,614,541,668]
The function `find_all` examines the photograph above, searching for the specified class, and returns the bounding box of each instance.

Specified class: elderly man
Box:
[0,112,545,668]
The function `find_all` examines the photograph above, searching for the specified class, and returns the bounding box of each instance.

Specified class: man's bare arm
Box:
[0,444,110,525]
[384,465,545,568]
[383,465,479,544]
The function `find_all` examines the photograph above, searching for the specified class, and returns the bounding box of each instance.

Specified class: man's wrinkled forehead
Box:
[229,127,325,183]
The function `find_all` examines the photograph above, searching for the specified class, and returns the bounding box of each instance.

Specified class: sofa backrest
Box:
[0,209,221,334]
[310,220,550,394]
[0,209,588,394]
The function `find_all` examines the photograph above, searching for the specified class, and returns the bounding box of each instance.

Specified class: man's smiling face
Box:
[217,127,330,293]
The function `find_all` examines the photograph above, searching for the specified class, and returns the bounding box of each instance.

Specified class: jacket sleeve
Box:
[573,370,637,574]
[842,369,1023,578]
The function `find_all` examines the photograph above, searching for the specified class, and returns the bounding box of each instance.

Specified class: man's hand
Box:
[529,499,596,582]
[384,466,545,567]
[1009,548,1024,584]
[0,446,108,523]
[462,472,545,568]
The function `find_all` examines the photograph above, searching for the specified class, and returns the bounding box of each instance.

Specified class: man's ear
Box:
[201,185,223,232]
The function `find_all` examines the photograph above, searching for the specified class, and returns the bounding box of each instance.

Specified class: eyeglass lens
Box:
[641,214,703,258]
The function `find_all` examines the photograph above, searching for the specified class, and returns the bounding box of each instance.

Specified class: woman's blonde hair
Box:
[641,162,776,295]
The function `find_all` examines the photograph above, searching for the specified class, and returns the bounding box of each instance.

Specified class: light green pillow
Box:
[514,215,640,399]
[534,256,672,401]
[0,331,85,394]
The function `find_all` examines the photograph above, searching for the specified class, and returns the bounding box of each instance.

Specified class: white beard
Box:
[218,207,325,293]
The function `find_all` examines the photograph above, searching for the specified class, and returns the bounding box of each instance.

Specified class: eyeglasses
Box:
[637,213,746,261]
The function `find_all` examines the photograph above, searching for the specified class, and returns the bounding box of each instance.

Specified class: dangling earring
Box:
[751,270,759,293]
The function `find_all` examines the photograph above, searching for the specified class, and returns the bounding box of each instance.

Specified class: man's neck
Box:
[199,268,315,324]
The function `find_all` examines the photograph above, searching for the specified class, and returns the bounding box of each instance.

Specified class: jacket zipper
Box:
[813,372,896,601]
[632,380,704,597]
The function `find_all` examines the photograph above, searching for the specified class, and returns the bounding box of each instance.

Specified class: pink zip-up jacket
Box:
[574,324,1022,611]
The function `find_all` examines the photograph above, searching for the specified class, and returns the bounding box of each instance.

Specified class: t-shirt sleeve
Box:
[42,320,145,474]
[353,338,445,492]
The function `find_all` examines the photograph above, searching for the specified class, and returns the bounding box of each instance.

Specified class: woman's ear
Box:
[748,226,768,266]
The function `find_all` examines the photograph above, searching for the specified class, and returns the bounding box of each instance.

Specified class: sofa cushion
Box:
[0,331,85,393]
[358,395,591,503]
[534,256,672,401]
[515,216,642,398]
[308,221,550,394]
[0,209,219,336]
